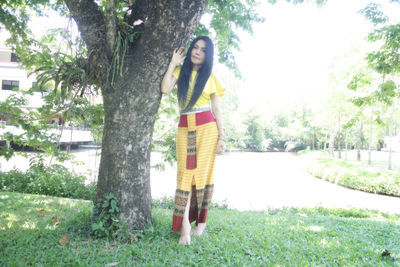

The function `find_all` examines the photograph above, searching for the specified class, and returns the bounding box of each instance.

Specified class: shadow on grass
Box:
[1,191,399,266]
[0,191,94,266]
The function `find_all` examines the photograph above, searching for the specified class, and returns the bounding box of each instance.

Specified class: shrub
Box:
[0,164,96,201]
[300,151,400,197]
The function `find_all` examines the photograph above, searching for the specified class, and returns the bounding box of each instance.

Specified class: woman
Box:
[161,36,226,245]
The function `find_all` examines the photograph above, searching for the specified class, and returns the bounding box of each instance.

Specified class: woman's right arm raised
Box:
[161,47,185,94]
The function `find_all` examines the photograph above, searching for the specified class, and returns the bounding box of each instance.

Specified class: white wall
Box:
[0,31,36,91]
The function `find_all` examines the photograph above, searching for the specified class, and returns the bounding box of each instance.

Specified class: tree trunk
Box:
[312,132,315,150]
[357,118,363,161]
[337,115,341,159]
[344,131,348,160]
[368,110,373,165]
[388,103,395,170]
[68,125,73,154]
[328,128,336,157]
[66,0,209,229]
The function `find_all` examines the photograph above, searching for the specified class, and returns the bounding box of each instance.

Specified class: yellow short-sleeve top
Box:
[173,66,225,109]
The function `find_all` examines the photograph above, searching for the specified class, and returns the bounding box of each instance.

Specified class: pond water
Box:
[1,149,400,214]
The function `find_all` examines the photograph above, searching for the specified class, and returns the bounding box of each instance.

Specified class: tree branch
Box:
[64,0,106,53]
[105,0,117,53]
[64,0,110,87]
[142,0,208,58]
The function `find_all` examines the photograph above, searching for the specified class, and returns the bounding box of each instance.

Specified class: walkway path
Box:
[151,152,400,214]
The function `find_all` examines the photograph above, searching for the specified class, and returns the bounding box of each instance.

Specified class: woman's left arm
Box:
[210,93,226,155]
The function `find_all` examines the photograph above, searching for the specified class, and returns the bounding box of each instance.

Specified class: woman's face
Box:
[190,39,206,67]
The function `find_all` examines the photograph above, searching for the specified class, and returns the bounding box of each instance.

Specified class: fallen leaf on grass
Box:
[37,209,46,217]
[131,235,139,243]
[214,227,222,232]
[296,213,308,217]
[382,249,398,261]
[51,216,60,225]
[59,235,69,245]
[245,250,253,256]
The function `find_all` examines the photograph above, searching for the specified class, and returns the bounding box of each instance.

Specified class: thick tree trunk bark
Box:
[95,0,208,229]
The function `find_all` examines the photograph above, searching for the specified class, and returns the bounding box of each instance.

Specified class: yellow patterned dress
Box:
[171,67,225,232]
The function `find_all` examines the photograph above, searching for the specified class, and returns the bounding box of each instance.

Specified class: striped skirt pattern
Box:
[172,110,218,232]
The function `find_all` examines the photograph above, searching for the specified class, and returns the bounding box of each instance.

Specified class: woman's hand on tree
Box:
[171,47,185,65]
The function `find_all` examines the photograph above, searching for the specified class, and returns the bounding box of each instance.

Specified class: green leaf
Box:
[111,199,117,211]
[359,3,388,26]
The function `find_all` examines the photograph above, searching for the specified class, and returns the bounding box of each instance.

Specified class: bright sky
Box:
[232,0,400,112]
[3,0,399,115]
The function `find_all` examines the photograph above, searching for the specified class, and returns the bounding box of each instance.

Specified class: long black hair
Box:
[177,36,214,112]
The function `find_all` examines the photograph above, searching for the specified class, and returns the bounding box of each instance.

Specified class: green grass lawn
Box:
[330,150,400,172]
[349,158,400,173]
[299,151,400,197]
[1,191,399,266]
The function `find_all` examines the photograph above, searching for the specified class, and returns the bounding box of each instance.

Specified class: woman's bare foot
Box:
[179,224,191,245]
[178,190,193,245]
[178,234,191,245]
[192,223,206,236]
[178,208,192,245]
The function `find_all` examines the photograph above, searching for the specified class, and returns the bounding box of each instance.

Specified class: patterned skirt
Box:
[172,110,218,232]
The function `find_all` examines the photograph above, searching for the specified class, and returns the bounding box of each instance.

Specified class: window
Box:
[32,81,39,92]
[11,53,20,62]
[2,80,19,90]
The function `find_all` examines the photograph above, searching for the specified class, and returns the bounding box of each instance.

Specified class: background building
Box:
[0,32,43,107]
[0,31,94,146]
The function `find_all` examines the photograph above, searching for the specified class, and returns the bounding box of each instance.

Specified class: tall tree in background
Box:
[347,71,373,161]
[361,1,400,169]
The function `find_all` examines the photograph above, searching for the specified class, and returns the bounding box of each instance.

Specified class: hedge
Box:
[299,151,400,197]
